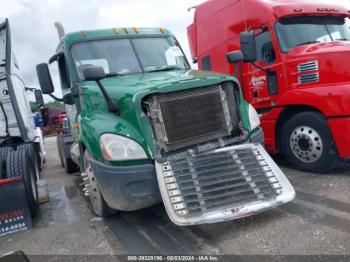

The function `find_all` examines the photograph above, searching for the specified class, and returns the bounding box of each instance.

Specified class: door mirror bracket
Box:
[82,66,119,114]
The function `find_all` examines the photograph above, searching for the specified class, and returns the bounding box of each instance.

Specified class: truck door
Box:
[57,54,77,138]
[249,29,282,110]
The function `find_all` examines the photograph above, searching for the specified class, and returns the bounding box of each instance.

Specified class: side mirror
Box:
[36,63,55,94]
[240,31,257,62]
[82,66,106,81]
[34,89,44,108]
[226,51,243,64]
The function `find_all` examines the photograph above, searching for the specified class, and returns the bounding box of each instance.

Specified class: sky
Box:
[1,0,350,101]
[0,0,205,100]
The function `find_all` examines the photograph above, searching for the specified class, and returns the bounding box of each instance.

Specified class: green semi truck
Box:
[36,26,295,225]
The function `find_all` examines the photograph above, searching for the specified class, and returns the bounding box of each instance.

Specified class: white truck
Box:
[0,18,46,217]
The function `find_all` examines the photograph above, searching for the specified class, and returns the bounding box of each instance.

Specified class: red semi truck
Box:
[187,0,350,172]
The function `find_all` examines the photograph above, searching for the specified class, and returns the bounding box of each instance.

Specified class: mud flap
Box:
[155,143,295,226]
[0,179,32,238]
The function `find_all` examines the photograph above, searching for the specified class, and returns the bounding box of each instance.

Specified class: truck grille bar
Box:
[156,144,295,225]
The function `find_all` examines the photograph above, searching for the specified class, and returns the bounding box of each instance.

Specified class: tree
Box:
[29,101,65,113]
[45,101,65,110]
[30,101,39,113]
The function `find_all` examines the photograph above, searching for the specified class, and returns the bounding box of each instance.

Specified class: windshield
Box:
[71,37,189,79]
[276,16,350,52]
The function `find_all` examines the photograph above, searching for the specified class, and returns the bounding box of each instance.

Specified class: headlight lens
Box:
[100,134,148,161]
[248,104,261,131]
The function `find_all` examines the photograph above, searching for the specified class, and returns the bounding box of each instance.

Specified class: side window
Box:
[57,55,70,89]
[201,55,212,71]
[255,31,276,65]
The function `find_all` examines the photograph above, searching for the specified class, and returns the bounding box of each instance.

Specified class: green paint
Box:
[55,28,253,166]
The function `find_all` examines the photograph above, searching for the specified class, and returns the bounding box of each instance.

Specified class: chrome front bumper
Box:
[155,143,295,226]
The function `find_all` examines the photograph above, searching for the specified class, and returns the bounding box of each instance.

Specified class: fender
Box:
[277,85,350,117]
[79,112,151,162]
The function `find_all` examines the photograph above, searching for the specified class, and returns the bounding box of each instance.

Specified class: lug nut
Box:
[81,172,87,178]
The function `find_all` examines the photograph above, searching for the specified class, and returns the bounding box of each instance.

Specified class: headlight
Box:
[248,104,260,131]
[100,134,148,161]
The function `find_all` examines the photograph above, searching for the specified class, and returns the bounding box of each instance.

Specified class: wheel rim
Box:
[290,126,323,163]
[85,162,99,212]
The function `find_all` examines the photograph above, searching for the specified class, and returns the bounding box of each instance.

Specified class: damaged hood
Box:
[82,69,233,101]
[79,69,238,159]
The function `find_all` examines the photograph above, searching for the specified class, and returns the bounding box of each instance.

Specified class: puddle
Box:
[64,185,78,199]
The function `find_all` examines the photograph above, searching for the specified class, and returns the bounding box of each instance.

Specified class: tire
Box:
[64,157,79,174]
[0,146,13,157]
[0,156,6,179]
[83,151,116,216]
[57,135,64,168]
[6,150,39,217]
[17,143,40,181]
[58,135,79,174]
[281,112,339,173]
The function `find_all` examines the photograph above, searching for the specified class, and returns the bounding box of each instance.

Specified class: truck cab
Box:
[36,27,294,225]
[188,0,350,173]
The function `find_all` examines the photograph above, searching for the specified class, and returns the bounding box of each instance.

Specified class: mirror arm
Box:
[48,93,64,102]
[251,62,270,73]
[96,80,119,114]
[234,62,240,78]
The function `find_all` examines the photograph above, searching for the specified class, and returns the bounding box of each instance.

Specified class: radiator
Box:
[147,85,238,152]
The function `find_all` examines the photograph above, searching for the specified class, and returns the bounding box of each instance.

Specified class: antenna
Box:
[241,0,247,31]
[54,22,65,40]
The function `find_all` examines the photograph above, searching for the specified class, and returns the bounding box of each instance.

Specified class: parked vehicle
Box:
[36,25,294,225]
[0,19,46,217]
[187,0,350,172]
[40,107,65,135]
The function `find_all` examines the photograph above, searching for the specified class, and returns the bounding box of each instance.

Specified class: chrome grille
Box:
[298,73,319,84]
[297,61,318,73]
[157,144,284,219]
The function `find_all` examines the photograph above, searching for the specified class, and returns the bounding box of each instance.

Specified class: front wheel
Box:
[281,112,339,173]
[83,152,116,217]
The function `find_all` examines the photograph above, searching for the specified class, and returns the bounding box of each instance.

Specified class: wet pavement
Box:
[0,136,349,256]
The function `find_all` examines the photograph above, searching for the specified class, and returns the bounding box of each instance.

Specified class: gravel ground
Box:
[0,136,349,257]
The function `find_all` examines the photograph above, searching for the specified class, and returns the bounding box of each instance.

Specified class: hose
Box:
[0,101,10,138]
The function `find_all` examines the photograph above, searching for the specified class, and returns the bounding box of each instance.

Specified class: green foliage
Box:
[29,100,65,113]
[30,101,39,113]
[45,101,65,110]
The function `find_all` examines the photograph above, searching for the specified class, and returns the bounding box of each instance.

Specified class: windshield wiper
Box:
[105,72,126,77]
[295,41,320,47]
[146,66,183,73]
[334,38,350,41]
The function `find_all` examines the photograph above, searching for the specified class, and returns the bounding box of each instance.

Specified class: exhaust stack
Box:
[54,22,65,40]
